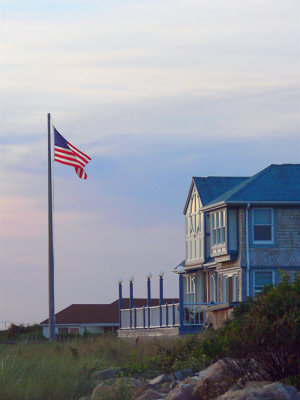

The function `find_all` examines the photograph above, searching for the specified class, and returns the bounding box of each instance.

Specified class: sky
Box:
[0,0,299,326]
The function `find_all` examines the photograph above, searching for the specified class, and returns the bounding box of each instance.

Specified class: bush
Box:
[0,324,44,341]
[214,273,300,387]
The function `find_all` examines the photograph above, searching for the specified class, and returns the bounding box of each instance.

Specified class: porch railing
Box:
[120,303,179,329]
[120,302,207,329]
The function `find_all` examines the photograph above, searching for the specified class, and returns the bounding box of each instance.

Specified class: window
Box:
[185,188,203,261]
[58,327,68,334]
[185,275,195,294]
[210,274,217,303]
[211,210,226,246]
[253,208,273,243]
[254,271,274,294]
[222,274,238,302]
[69,327,79,334]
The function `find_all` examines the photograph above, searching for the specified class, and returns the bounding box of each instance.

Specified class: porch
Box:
[117,267,227,337]
[119,302,206,336]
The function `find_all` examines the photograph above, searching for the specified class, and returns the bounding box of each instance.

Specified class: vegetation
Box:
[0,274,298,399]
[0,323,44,342]
[220,273,300,388]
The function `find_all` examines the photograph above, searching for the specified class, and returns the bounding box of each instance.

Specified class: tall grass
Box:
[0,335,197,400]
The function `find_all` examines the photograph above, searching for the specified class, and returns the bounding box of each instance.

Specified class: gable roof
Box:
[204,164,300,207]
[183,176,248,214]
[184,164,300,213]
[40,298,178,325]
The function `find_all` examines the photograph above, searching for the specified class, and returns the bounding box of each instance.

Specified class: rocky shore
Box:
[79,360,300,400]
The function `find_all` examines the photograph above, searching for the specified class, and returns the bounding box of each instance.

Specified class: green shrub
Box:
[213,273,300,386]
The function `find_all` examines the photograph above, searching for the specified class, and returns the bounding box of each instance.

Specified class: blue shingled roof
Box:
[193,176,249,206]
[206,164,300,205]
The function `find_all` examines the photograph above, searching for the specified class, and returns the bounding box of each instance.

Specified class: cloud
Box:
[0,0,299,324]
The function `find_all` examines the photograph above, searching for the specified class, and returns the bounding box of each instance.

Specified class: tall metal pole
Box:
[48,113,55,341]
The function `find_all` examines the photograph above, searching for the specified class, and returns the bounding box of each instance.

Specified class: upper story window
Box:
[211,210,226,247]
[252,208,274,244]
[186,192,202,235]
[185,188,204,262]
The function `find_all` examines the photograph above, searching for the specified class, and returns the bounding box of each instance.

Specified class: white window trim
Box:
[185,189,203,261]
[252,208,274,245]
[185,275,196,294]
[211,210,226,248]
[253,270,275,295]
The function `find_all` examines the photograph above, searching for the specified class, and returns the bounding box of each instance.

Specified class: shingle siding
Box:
[249,208,300,266]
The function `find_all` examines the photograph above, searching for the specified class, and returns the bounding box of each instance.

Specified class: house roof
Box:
[205,164,300,207]
[40,298,178,325]
[194,176,249,206]
[184,176,248,213]
[184,164,300,213]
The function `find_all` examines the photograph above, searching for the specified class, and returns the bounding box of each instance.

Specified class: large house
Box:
[118,164,300,335]
[179,163,300,310]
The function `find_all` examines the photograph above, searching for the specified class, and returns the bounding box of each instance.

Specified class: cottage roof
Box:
[40,298,178,325]
[184,176,248,214]
[205,164,300,207]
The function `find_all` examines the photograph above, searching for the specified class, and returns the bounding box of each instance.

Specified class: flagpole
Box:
[48,113,55,341]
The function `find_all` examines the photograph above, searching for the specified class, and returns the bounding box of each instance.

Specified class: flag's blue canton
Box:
[54,128,69,150]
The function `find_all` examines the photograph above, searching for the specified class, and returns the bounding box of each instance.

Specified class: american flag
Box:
[54,127,91,179]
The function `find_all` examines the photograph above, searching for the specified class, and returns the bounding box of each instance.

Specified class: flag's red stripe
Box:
[75,167,87,179]
[55,158,84,169]
[54,155,85,168]
[68,142,91,161]
[69,147,90,164]
[68,146,91,165]
[54,153,86,168]
[55,146,89,166]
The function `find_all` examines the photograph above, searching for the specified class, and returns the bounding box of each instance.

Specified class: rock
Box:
[216,381,300,400]
[166,383,194,400]
[135,388,165,400]
[192,360,235,399]
[161,382,172,393]
[197,360,225,382]
[91,377,142,400]
[91,367,121,381]
[169,381,179,391]
[149,374,174,386]
[114,376,143,390]
[91,383,111,400]
[175,369,193,380]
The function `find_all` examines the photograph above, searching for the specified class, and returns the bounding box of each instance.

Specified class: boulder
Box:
[91,377,142,400]
[173,369,193,381]
[216,381,300,400]
[166,383,194,400]
[149,374,174,386]
[91,383,111,400]
[192,360,235,399]
[197,360,225,382]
